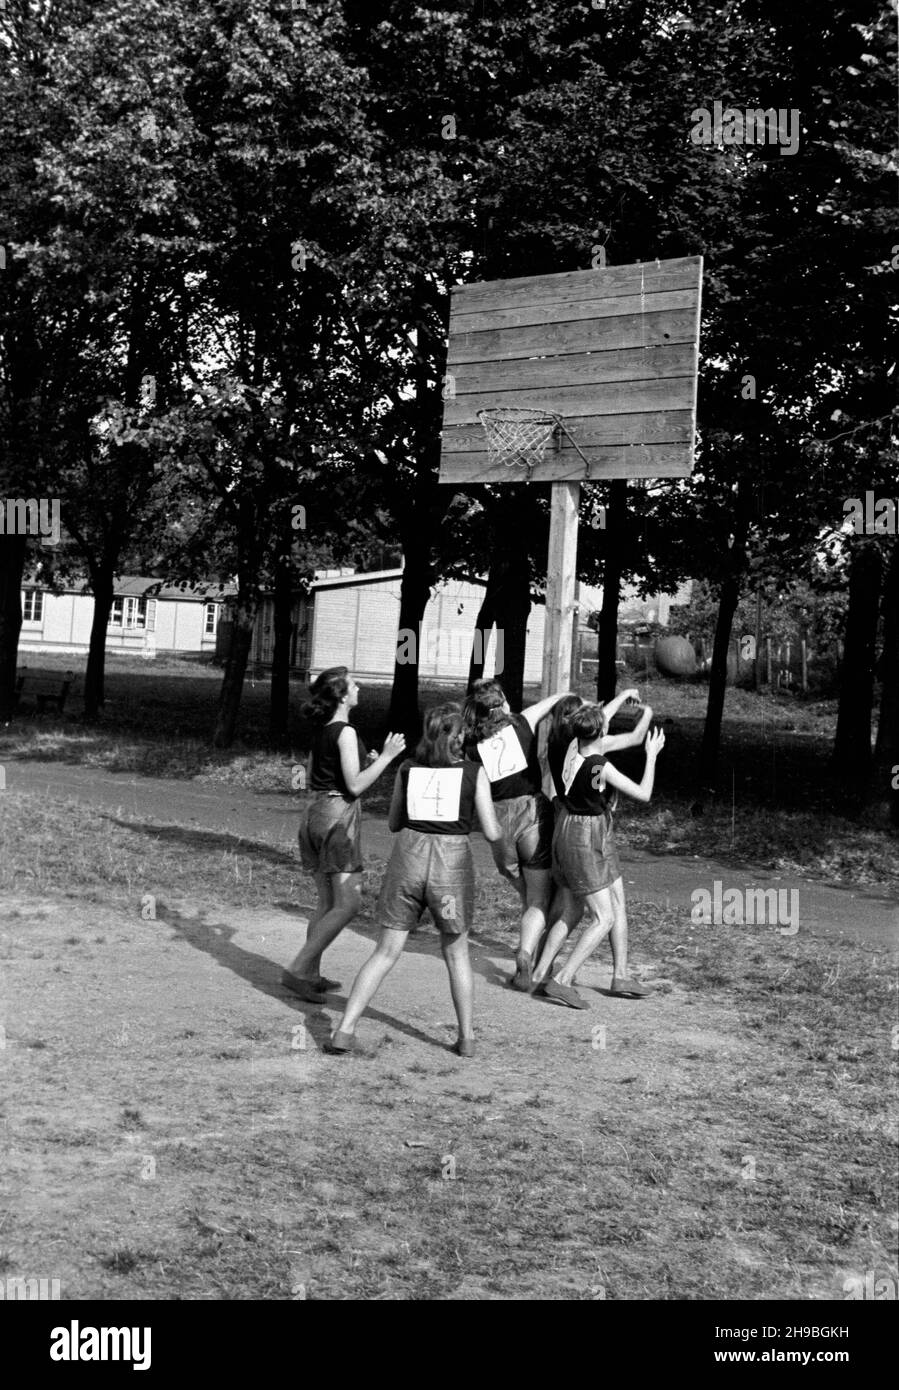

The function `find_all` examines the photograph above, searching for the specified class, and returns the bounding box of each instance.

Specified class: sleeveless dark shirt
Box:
[547,731,574,799]
[464,712,541,800]
[396,758,480,834]
[558,749,616,816]
[309,720,368,798]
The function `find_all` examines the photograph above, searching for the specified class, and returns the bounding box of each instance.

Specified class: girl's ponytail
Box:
[463,677,509,742]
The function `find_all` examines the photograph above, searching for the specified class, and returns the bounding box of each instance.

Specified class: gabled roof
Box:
[23,574,235,602]
[311,568,404,590]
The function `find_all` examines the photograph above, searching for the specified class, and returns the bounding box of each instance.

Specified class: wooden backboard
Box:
[438,255,702,485]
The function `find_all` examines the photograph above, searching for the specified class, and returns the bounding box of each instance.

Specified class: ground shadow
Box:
[99,815,299,870]
[156,903,449,1052]
[272,897,512,990]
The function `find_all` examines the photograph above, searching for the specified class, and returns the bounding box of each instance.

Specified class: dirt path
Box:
[6,757,898,949]
[3,762,896,1299]
[0,890,837,1300]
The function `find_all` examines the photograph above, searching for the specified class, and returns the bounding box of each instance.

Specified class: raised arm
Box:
[600,727,665,803]
[521,691,568,731]
[602,704,653,754]
[338,726,406,798]
[601,687,640,726]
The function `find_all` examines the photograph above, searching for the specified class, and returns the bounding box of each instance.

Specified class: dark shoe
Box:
[313,975,342,992]
[280,970,325,1003]
[542,977,589,1009]
[510,951,533,992]
[324,1030,356,1054]
[453,1037,476,1058]
[610,975,651,998]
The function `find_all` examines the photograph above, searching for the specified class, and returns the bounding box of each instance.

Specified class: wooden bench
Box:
[14,668,75,714]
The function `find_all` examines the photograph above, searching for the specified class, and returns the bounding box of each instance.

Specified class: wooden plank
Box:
[439,443,693,484]
[448,307,698,365]
[451,257,702,316]
[449,288,697,338]
[542,482,580,698]
[443,375,694,428]
[443,410,694,455]
[447,343,694,398]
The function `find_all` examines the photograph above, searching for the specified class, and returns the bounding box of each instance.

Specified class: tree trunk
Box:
[597,481,627,703]
[388,533,432,741]
[493,541,530,709]
[695,568,742,803]
[468,574,498,691]
[269,548,295,749]
[0,535,27,723]
[83,569,116,720]
[832,540,882,794]
[213,593,258,748]
[873,539,898,825]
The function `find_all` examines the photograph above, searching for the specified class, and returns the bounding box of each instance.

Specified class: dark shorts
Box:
[552,809,622,896]
[298,794,363,875]
[494,791,553,871]
[377,829,474,937]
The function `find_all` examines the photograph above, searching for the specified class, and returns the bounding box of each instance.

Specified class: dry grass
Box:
[1,791,896,1300]
[3,658,896,886]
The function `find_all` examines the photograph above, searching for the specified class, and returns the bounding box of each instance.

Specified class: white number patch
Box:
[561,737,584,795]
[406,767,463,822]
[477,724,528,783]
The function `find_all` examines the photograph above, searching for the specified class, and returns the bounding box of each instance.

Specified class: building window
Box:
[22,589,43,623]
[126,597,147,630]
[108,596,147,629]
[204,602,218,636]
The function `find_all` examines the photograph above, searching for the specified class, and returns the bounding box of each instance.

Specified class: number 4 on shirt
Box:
[406,767,463,822]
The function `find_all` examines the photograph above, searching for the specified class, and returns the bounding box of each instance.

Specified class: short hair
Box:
[570,702,605,744]
[301,666,349,723]
[414,703,464,767]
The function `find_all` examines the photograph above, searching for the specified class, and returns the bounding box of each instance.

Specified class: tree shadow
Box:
[102,817,515,991]
[272,898,512,989]
[100,815,299,870]
[155,902,448,1052]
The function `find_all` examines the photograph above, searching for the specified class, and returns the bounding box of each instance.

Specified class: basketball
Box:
[655,634,698,677]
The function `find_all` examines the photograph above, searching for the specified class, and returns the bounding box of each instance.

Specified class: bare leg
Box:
[518,866,552,959]
[288,871,362,980]
[533,886,581,984]
[441,932,474,1040]
[554,886,614,986]
[302,872,333,968]
[305,872,333,936]
[608,875,628,978]
[334,928,408,1037]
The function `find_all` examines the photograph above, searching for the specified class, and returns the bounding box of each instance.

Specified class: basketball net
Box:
[478,406,590,482]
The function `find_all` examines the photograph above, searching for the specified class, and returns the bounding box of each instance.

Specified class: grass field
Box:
[1,790,896,1299]
[3,652,896,887]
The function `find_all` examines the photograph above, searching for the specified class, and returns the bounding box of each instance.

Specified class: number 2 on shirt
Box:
[406,767,463,822]
[477,724,528,783]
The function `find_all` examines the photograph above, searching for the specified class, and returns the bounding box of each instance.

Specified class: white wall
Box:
[18,591,220,656]
[310,576,545,683]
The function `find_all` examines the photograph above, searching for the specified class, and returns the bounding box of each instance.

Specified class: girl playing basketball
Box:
[283,666,405,1003]
[326,703,515,1056]
[533,688,654,990]
[461,678,566,992]
[539,702,665,1009]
